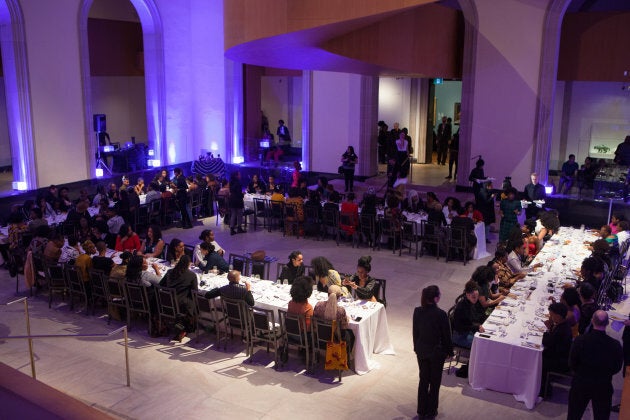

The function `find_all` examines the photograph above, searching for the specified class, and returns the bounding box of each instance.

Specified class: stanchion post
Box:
[23,298,36,379]
[123,326,130,387]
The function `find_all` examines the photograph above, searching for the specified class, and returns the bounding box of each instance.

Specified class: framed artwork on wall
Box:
[454,102,461,125]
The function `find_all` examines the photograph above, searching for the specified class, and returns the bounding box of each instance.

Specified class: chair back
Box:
[278,309,308,346]
[89,269,108,302]
[65,265,85,294]
[322,207,339,229]
[228,253,248,275]
[46,263,67,289]
[183,244,195,260]
[312,317,341,351]
[221,296,251,331]
[126,282,151,314]
[252,307,276,335]
[373,278,387,307]
[250,260,270,280]
[156,286,180,318]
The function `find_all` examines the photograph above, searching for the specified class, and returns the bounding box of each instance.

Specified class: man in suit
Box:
[436,116,452,166]
[173,167,193,229]
[567,310,623,420]
[523,172,547,219]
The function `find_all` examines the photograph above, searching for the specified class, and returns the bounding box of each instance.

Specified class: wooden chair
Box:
[311,317,344,381]
[220,296,253,354]
[65,265,89,313]
[155,286,181,336]
[88,268,108,315]
[125,282,154,335]
[252,197,270,231]
[401,220,421,259]
[45,263,68,308]
[321,207,339,241]
[420,220,443,259]
[379,216,402,255]
[193,293,226,343]
[228,253,249,275]
[105,277,128,325]
[446,226,469,265]
[373,278,387,307]
[250,259,271,280]
[268,200,285,232]
[359,213,378,250]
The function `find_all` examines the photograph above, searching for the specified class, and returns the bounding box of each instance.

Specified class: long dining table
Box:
[468,227,598,409]
[195,272,395,375]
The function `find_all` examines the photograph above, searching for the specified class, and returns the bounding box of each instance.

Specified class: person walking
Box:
[436,116,451,166]
[413,285,453,420]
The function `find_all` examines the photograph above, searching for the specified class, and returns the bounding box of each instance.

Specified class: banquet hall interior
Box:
[2,0,630,419]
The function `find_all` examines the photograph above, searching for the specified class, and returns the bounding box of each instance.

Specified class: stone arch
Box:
[0,0,36,189]
[79,0,166,175]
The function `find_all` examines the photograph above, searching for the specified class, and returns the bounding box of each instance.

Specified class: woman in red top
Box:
[291,160,301,188]
[463,201,484,223]
[340,192,359,235]
[114,223,141,253]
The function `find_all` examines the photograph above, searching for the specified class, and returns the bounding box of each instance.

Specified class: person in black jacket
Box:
[567,310,623,420]
[452,280,485,348]
[173,168,193,229]
[159,254,198,341]
[278,250,304,284]
[413,285,453,420]
[540,302,572,398]
[228,171,245,235]
[219,270,254,307]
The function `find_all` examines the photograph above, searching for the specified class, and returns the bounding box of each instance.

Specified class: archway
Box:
[79,0,165,177]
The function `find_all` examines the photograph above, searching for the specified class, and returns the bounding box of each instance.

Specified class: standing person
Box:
[228,171,245,235]
[276,119,291,150]
[523,172,546,219]
[499,187,522,242]
[173,168,193,229]
[392,131,410,186]
[436,116,451,166]
[291,161,301,188]
[567,310,623,420]
[413,285,453,420]
[341,146,358,193]
[468,158,486,204]
[614,135,630,165]
[445,129,459,180]
[377,121,389,164]
[558,154,579,195]
[477,181,496,242]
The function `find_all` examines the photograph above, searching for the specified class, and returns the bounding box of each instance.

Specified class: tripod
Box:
[95,132,112,175]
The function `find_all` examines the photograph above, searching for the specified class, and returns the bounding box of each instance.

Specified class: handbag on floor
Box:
[325,319,348,371]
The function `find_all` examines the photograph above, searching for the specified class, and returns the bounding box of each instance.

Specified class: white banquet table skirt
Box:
[472,222,490,260]
[198,274,395,374]
[469,336,542,409]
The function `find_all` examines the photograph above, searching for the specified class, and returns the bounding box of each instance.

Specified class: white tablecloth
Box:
[197,273,395,374]
[44,207,100,226]
[469,227,597,409]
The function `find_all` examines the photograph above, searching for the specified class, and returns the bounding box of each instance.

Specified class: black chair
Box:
[183,244,195,260]
[311,317,344,381]
[215,195,229,226]
[338,212,359,247]
[379,216,402,255]
[269,200,285,232]
[228,253,248,275]
[373,278,387,307]
[45,263,68,308]
[446,226,469,265]
[189,190,203,219]
[105,277,128,325]
[193,293,226,343]
[65,265,89,313]
[359,213,378,250]
[250,307,282,367]
[252,197,270,231]
[155,286,181,336]
[148,199,162,225]
[278,309,311,372]
[220,296,253,354]
[125,282,154,335]
[88,269,108,315]
[135,203,150,230]
[303,204,322,239]
[446,299,470,374]
[401,220,421,259]
[421,220,443,259]
[321,207,339,241]
[250,259,271,280]
[8,248,25,294]
[283,203,304,238]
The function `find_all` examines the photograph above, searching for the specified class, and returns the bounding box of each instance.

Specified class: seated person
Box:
[105,207,125,235]
[339,192,359,236]
[110,251,132,282]
[540,302,572,398]
[138,225,165,258]
[43,233,65,265]
[166,238,185,265]
[342,255,377,301]
[599,224,618,248]
[559,287,581,337]
[534,211,560,248]
[452,280,485,348]
[576,256,605,291]
[74,240,96,283]
[60,235,81,263]
[442,197,460,225]
[450,207,478,256]
[507,238,543,274]
[126,255,163,287]
[267,176,277,194]
[323,191,341,214]
[311,256,348,296]
[270,185,285,203]
[159,255,198,341]
[278,250,305,284]
[472,265,505,311]
[247,174,266,194]
[313,285,355,358]
[491,246,526,293]
[285,187,305,223]
[609,212,625,235]
[195,242,229,273]
[28,207,48,232]
[316,177,329,200]
[145,182,162,204]
[114,224,142,253]
[91,220,116,250]
[590,238,613,272]
[402,190,423,213]
[92,240,114,275]
[463,201,483,223]
[26,225,50,257]
[287,276,314,330]
[134,177,145,195]
[578,283,597,335]
[65,200,92,228]
[218,270,254,307]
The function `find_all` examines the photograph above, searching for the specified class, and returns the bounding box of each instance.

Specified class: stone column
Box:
[357,75,378,177]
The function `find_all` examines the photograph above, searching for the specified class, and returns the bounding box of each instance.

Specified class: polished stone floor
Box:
[0,166,623,419]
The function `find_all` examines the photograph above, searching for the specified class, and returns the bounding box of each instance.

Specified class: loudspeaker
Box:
[93,114,106,132]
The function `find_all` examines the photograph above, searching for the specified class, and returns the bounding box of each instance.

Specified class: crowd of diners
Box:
[413,206,629,418]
